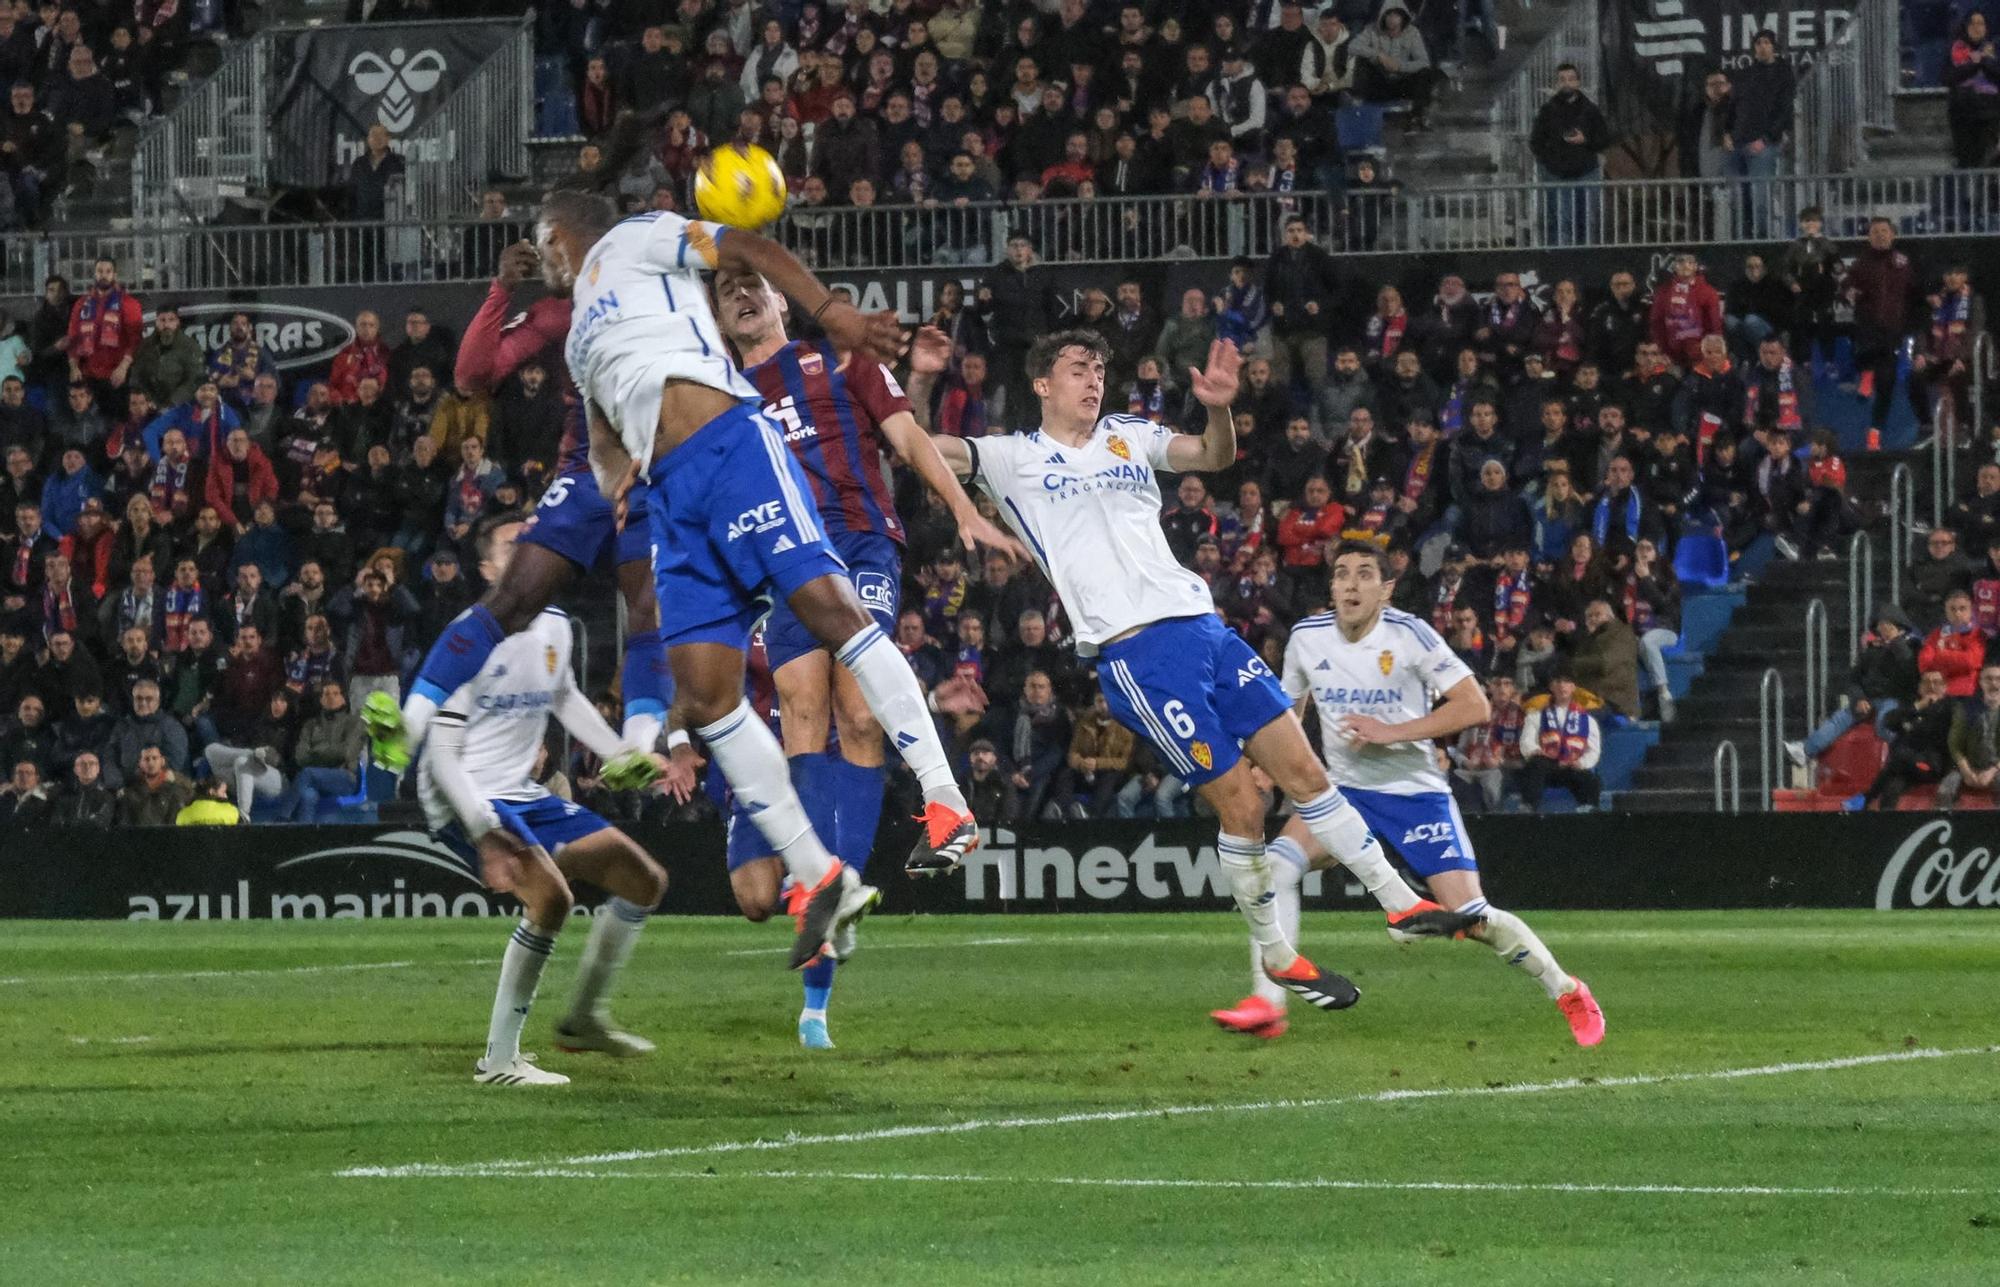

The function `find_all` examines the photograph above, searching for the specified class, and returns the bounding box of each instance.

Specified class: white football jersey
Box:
[565,211,759,463]
[968,415,1214,648]
[419,609,576,826]
[1281,607,1474,796]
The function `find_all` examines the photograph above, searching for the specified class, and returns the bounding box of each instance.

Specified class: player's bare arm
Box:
[715,227,903,367]
[1336,675,1492,747]
[876,387,1027,562]
[903,324,948,432]
[586,400,636,502]
[1164,339,1242,473]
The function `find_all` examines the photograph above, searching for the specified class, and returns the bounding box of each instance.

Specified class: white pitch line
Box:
[426,1166,1991,1199]
[66,1035,155,1046]
[3,957,493,988]
[338,1044,2000,1179]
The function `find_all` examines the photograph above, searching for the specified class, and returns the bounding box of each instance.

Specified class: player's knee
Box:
[795,582,872,645]
[528,878,575,925]
[677,685,740,731]
[633,853,668,905]
[737,896,776,923]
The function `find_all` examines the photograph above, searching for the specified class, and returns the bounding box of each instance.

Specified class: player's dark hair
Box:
[538,187,619,241]
[1026,328,1111,381]
[470,511,525,565]
[1331,537,1393,578]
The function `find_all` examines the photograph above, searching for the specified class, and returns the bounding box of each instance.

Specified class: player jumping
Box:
[1211,540,1604,1045]
[713,271,1019,1047]
[928,329,1481,1014]
[538,189,1009,969]
[363,239,671,797]
[419,516,670,1086]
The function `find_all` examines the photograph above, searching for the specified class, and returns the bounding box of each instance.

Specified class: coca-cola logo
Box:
[1875,819,2000,909]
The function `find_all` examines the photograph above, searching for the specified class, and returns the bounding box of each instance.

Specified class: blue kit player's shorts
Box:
[1341,787,1480,877]
[725,801,770,872]
[436,794,612,876]
[518,468,653,572]
[1095,613,1291,788]
[763,529,901,671]
[647,402,847,651]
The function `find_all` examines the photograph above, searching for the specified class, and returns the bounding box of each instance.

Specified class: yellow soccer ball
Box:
[695,143,789,229]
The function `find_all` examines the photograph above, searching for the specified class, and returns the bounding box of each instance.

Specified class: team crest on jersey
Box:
[545,645,559,676]
[1190,740,1213,770]
[1378,650,1395,676]
[799,350,824,375]
[1106,435,1131,461]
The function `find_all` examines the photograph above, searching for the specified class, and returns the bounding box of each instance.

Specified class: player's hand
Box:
[656,745,702,804]
[822,300,904,366]
[930,673,989,716]
[476,827,533,893]
[956,508,1031,564]
[907,324,952,376]
[1335,718,1399,750]
[497,240,539,288]
[1188,338,1241,409]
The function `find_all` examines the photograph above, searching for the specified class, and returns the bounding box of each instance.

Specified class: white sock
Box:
[566,896,648,1024]
[698,699,836,887]
[836,624,968,812]
[621,712,662,753]
[1251,835,1308,1006]
[1464,898,1573,1000]
[1295,787,1419,914]
[1218,832,1295,970]
[402,691,440,750]
[486,919,558,1066]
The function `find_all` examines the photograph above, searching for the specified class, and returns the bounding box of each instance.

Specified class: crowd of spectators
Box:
[525,0,1474,252]
[0,0,235,228]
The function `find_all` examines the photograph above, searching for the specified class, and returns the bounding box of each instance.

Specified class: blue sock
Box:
[801,955,835,1015]
[620,627,671,728]
[789,752,838,851]
[411,603,506,707]
[830,754,886,877]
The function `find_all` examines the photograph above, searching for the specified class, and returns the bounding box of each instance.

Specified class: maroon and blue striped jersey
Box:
[744,339,910,545]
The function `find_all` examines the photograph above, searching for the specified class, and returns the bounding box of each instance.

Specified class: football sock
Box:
[830,753,887,876]
[1252,836,1309,1006]
[620,628,670,750]
[1463,898,1573,1000]
[406,604,506,747]
[1296,787,1420,914]
[697,700,836,887]
[1218,832,1294,970]
[801,954,835,1021]
[791,751,840,847]
[486,918,557,1066]
[566,896,649,1025]
[836,624,969,813]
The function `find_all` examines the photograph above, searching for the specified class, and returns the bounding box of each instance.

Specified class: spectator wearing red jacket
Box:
[327,311,389,405]
[1647,253,1723,368]
[58,497,114,597]
[1920,590,1985,696]
[204,428,280,534]
[65,257,142,401]
[1275,475,1346,572]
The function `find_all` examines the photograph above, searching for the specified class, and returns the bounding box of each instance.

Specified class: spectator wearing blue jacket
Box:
[142,383,241,461]
[227,500,292,592]
[39,446,100,537]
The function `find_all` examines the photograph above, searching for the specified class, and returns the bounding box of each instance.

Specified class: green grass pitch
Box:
[6,910,1998,1285]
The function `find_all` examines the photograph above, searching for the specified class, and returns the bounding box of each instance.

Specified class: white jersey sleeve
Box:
[625,211,730,274]
[1413,623,1477,695]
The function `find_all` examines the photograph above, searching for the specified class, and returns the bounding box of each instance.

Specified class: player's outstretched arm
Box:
[1337,675,1492,747]
[879,346,1027,561]
[1165,339,1242,473]
[553,684,640,761]
[714,227,903,366]
[426,707,502,840]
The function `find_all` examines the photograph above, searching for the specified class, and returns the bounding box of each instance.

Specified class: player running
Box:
[712,270,1018,1047]
[1211,539,1604,1045]
[928,329,1481,1014]
[538,189,1010,970]
[419,515,670,1087]
[362,239,671,798]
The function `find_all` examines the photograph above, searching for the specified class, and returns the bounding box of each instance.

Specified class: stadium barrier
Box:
[16,169,2000,298]
[8,813,1998,919]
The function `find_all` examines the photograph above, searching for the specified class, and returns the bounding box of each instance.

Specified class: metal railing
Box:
[1804,598,1829,733]
[132,36,271,225]
[1846,530,1874,668]
[398,17,534,220]
[1791,2,1898,177]
[1713,740,1741,815]
[1501,1,1601,181]
[1759,666,1786,811]
[19,167,2000,295]
[1888,462,1916,608]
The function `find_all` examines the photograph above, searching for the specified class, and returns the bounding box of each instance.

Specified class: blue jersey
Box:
[746,340,912,546]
